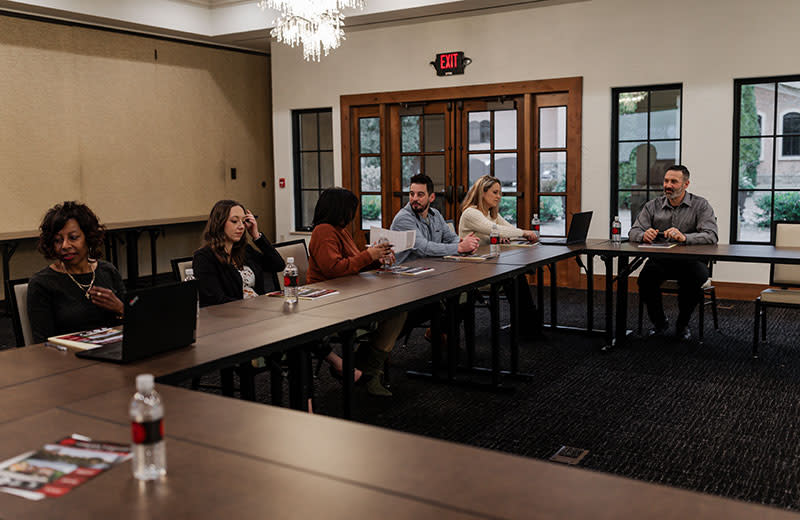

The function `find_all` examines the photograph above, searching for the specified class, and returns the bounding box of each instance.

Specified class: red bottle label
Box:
[533,225,540,232]
[284,275,298,287]
[132,419,164,444]
[490,236,499,245]
[612,227,620,235]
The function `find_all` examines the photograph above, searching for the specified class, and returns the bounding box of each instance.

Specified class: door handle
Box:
[445,186,454,203]
[457,185,466,202]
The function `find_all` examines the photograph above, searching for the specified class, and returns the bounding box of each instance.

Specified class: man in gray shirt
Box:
[391,173,479,263]
[628,165,718,341]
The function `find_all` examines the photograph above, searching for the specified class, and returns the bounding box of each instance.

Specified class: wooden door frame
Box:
[340,77,583,284]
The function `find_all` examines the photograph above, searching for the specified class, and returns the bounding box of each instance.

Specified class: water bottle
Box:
[284,257,299,304]
[490,223,500,255]
[377,237,392,270]
[531,213,541,240]
[611,216,622,245]
[129,374,166,481]
[184,268,199,318]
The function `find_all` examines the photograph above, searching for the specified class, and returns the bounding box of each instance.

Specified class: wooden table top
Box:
[57,385,800,520]
[582,239,800,264]
[0,408,482,520]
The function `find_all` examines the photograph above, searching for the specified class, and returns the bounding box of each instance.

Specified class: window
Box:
[292,108,333,231]
[611,84,682,238]
[733,77,800,243]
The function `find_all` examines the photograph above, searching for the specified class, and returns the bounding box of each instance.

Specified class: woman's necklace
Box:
[61,260,96,299]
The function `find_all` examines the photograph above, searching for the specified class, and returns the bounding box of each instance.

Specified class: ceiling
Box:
[0,0,578,52]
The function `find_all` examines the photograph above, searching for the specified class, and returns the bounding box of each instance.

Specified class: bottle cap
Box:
[136,374,155,392]
[184,268,193,276]
[287,257,295,264]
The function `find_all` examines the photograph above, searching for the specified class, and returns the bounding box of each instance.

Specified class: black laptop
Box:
[77,281,197,364]
[539,211,593,245]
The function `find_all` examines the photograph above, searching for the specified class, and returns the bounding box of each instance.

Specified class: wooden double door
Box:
[342,78,582,285]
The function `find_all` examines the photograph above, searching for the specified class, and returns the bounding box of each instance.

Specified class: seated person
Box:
[28,201,126,344]
[458,174,538,245]
[628,165,718,341]
[458,175,540,337]
[307,187,407,396]
[193,199,357,381]
[390,173,479,263]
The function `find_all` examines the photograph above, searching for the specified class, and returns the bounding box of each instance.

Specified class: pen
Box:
[44,341,67,352]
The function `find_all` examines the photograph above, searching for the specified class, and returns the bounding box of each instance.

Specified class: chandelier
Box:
[258,0,365,62]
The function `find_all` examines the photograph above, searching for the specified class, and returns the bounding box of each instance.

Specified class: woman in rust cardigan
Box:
[308,188,406,396]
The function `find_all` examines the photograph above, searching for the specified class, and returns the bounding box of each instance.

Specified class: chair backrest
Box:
[771,221,800,287]
[272,239,309,289]
[446,219,456,234]
[170,256,194,282]
[6,278,32,347]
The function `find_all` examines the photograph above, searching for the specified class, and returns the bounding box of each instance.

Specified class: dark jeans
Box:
[637,258,709,330]
[502,275,540,336]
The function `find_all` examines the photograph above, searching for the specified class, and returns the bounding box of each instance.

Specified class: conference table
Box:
[580,240,800,351]
[4,242,800,517]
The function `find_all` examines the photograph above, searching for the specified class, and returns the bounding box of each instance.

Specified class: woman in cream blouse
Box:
[458,175,538,244]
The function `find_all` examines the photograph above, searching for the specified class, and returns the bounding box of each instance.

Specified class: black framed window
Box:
[293,108,333,231]
[732,76,800,243]
[611,84,682,238]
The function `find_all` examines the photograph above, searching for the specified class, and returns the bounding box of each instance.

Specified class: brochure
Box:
[369,227,415,253]
[637,242,677,249]
[377,265,435,276]
[267,287,339,300]
[47,327,123,351]
[0,435,131,501]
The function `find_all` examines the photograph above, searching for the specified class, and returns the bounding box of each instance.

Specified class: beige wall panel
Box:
[0,17,80,233]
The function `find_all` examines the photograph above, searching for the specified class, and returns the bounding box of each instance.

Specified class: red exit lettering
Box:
[440,53,458,70]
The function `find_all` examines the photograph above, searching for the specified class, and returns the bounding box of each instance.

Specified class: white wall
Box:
[270,0,800,284]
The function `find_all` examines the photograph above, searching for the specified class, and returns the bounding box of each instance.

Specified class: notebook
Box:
[76,281,197,364]
[539,211,593,245]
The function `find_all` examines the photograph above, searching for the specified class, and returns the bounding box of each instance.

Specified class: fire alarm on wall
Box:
[279,178,286,188]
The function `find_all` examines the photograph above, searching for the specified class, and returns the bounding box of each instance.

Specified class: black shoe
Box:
[647,320,669,337]
[677,326,691,342]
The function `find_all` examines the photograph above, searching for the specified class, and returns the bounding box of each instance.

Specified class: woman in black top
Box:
[192,200,285,305]
[193,199,359,383]
[27,202,126,344]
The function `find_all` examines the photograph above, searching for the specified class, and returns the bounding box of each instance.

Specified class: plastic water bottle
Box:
[490,224,500,255]
[531,213,541,240]
[611,216,622,245]
[284,257,299,304]
[184,268,199,318]
[377,237,392,270]
[129,374,166,480]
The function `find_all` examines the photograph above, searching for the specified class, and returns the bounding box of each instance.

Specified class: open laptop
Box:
[77,281,197,364]
[538,211,593,245]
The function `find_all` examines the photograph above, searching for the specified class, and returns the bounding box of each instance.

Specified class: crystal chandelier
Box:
[258,0,365,62]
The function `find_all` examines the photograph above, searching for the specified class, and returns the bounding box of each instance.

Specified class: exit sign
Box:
[431,51,470,76]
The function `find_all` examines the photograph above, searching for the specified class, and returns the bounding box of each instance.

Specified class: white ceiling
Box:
[0,0,575,52]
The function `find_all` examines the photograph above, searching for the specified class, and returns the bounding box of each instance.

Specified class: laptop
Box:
[77,281,198,364]
[538,211,593,245]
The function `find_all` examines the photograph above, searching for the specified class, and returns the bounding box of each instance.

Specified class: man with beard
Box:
[391,173,479,263]
[629,165,718,341]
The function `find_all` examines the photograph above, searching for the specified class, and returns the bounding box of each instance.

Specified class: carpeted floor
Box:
[6,288,800,510]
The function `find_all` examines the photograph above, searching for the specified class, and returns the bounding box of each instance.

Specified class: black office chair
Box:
[636,259,719,341]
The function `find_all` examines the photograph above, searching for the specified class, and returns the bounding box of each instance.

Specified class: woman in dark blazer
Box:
[192,200,285,306]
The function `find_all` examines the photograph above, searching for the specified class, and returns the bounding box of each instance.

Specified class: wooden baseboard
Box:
[531,273,766,301]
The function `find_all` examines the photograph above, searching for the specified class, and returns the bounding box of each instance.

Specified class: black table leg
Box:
[446,295,460,381]
[586,253,594,332]
[465,291,476,369]
[238,361,256,402]
[270,353,284,406]
[490,282,501,388]
[602,255,614,350]
[340,330,356,420]
[550,262,558,329]
[1,241,18,316]
[148,228,161,286]
[220,367,235,397]
[125,229,142,290]
[510,272,520,375]
[615,255,630,348]
[536,267,545,328]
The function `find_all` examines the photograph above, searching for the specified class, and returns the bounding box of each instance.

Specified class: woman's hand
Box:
[244,210,260,239]
[367,241,392,261]
[522,230,539,243]
[89,287,124,316]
